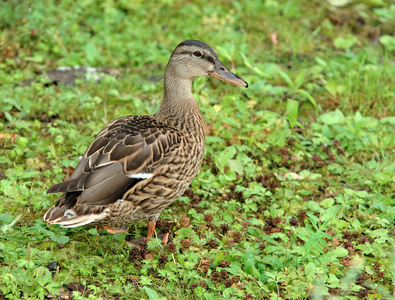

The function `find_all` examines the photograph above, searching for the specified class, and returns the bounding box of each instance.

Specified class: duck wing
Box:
[47,115,181,208]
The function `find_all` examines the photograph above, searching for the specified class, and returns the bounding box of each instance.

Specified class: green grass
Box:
[1,0,394,299]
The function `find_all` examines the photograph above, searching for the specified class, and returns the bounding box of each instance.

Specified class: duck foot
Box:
[127,233,169,248]
[96,226,127,234]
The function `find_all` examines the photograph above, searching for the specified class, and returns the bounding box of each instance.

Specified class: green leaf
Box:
[286,99,298,128]
[223,116,240,128]
[278,70,294,89]
[88,228,98,235]
[314,57,327,67]
[240,53,252,69]
[177,227,193,239]
[84,43,99,64]
[253,66,271,78]
[228,159,244,174]
[213,250,225,265]
[206,136,225,144]
[333,247,348,258]
[224,169,237,181]
[334,34,357,49]
[294,73,305,90]
[107,89,120,97]
[216,46,232,61]
[380,35,395,51]
[325,80,346,96]
[351,219,361,230]
[322,205,341,222]
[327,273,340,288]
[143,287,161,300]
[305,262,316,278]
[297,89,317,108]
[139,276,152,285]
[320,198,334,209]
[222,212,233,224]
[0,213,14,223]
[24,56,44,63]
[3,98,22,111]
[16,137,29,149]
[216,146,236,169]
[49,234,69,244]
[244,259,260,278]
[368,228,388,239]
[317,109,345,125]
[21,171,40,179]
[226,262,242,275]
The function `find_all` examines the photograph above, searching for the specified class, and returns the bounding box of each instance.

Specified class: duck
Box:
[43,40,248,245]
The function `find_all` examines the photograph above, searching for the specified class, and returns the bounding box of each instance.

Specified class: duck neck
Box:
[155,71,203,132]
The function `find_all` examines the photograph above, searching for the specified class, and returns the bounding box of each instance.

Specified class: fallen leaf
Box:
[283,172,304,180]
[0,133,18,143]
[269,33,279,46]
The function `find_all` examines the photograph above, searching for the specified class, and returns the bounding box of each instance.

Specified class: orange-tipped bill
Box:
[209,60,248,88]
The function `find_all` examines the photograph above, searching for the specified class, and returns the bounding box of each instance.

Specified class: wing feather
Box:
[47,115,181,208]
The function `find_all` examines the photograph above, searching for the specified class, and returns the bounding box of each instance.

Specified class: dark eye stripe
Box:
[205,55,215,64]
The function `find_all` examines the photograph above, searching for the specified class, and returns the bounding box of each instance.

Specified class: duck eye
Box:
[193,51,203,58]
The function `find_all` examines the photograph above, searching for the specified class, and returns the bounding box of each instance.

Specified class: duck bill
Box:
[208,61,248,88]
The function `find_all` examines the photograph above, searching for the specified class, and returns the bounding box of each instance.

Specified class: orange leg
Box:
[146,221,156,239]
[127,221,169,248]
[147,221,169,245]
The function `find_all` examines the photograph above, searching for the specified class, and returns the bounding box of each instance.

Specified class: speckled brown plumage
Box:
[43,40,248,239]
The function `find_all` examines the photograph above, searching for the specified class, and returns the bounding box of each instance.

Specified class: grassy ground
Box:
[1,0,394,299]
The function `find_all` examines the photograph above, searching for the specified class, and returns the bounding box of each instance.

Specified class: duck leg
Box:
[127,221,169,247]
[147,221,169,245]
[146,221,156,239]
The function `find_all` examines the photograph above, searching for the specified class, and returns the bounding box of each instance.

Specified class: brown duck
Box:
[43,40,248,244]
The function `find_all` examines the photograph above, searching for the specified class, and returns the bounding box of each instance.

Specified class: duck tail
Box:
[43,204,107,228]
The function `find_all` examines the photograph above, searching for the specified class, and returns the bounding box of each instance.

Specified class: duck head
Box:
[166,40,248,88]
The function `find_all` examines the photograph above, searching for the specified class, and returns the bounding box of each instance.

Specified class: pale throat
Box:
[154,77,203,134]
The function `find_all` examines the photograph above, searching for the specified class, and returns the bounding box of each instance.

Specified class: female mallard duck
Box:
[43,40,248,244]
